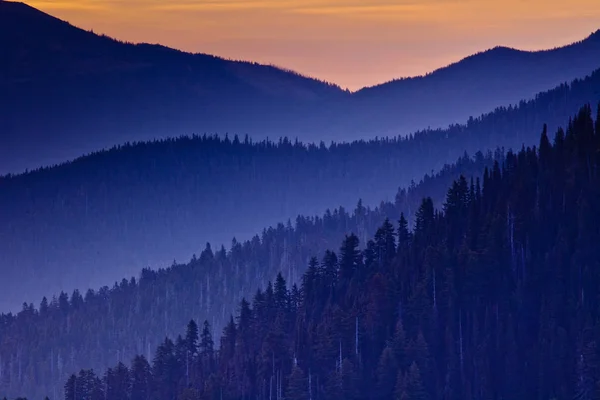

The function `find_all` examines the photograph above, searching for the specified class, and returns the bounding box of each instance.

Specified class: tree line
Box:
[0,149,498,399]
[2,67,598,317]
[56,104,600,399]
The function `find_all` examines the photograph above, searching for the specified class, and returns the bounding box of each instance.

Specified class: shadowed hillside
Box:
[2,104,600,399]
[1,1,599,173]
[0,1,345,173]
[72,105,600,400]
[0,148,499,399]
[351,32,600,135]
[1,70,600,313]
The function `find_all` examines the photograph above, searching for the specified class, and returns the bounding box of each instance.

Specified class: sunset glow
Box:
[21,0,600,90]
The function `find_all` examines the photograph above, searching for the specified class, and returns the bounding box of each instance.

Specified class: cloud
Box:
[147,1,291,12]
[290,3,427,15]
[25,0,470,14]
[24,0,600,19]
[26,0,109,11]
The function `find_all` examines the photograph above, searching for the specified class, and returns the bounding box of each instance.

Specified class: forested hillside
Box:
[62,104,600,400]
[0,1,344,174]
[2,1,600,173]
[0,150,498,399]
[2,69,600,314]
[351,30,600,137]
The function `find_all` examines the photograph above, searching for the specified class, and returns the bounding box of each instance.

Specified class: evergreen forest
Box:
[62,104,600,400]
[2,104,600,399]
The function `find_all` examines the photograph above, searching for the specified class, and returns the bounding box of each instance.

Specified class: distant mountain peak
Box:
[476,45,521,58]
[0,1,54,19]
[588,29,600,40]
[488,45,518,52]
[1,2,600,175]
[0,0,93,41]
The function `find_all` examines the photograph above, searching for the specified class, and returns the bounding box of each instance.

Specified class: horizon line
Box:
[6,0,600,92]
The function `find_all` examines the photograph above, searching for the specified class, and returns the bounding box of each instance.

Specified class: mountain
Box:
[62,105,600,400]
[1,1,600,173]
[351,31,600,135]
[5,104,600,399]
[0,1,345,174]
[2,68,600,314]
[0,148,499,399]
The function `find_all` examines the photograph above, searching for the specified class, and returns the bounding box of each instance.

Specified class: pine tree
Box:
[186,320,199,358]
[398,213,411,247]
[376,346,397,400]
[339,234,362,282]
[64,374,76,400]
[274,273,289,314]
[285,365,309,400]
[130,355,152,400]
[105,362,131,400]
[200,320,215,377]
[394,370,407,400]
[405,362,428,400]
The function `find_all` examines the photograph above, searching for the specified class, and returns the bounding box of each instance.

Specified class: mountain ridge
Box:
[0,1,344,94]
[4,1,599,91]
[2,67,599,315]
[359,28,600,91]
[2,1,600,174]
[2,104,600,399]
[0,146,501,399]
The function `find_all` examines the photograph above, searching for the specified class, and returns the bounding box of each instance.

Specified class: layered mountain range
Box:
[1,1,600,173]
[2,3,600,398]
[2,67,600,312]
[2,1,600,313]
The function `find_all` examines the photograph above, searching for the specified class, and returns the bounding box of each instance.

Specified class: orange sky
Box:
[24,0,600,90]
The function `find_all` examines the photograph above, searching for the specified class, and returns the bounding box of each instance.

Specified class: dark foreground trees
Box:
[63,104,600,399]
[0,149,496,399]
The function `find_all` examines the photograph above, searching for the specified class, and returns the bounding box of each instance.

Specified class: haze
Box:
[24,0,600,90]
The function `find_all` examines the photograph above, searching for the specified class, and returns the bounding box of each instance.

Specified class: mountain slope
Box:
[0,1,346,174]
[4,104,600,399]
[1,69,600,314]
[62,105,600,400]
[349,30,600,136]
[1,1,600,173]
[0,149,499,399]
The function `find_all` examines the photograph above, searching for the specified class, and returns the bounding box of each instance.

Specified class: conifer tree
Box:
[285,365,309,400]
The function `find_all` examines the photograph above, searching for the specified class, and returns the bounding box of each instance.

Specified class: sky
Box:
[21,0,600,90]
